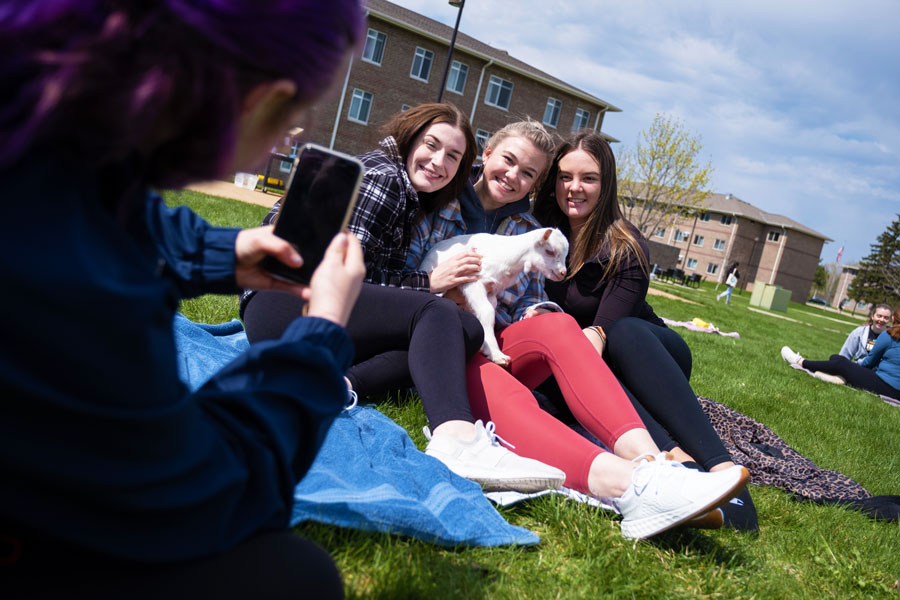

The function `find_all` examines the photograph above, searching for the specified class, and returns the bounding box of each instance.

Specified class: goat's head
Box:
[525,228,569,281]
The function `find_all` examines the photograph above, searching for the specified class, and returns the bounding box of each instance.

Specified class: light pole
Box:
[436,0,465,103]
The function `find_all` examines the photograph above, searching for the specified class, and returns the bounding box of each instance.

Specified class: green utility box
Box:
[749,281,791,312]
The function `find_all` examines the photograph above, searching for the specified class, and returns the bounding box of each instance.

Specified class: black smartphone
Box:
[262,143,364,284]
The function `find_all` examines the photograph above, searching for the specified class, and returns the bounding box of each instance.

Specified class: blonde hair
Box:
[482,119,557,197]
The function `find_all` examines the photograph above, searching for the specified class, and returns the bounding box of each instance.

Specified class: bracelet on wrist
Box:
[586,325,606,343]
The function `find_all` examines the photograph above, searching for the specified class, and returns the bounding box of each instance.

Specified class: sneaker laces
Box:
[483,421,516,450]
[631,452,683,494]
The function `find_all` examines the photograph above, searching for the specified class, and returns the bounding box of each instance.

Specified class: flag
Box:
[836,246,844,265]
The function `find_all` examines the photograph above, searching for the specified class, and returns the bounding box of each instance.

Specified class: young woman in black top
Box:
[534,131,757,530]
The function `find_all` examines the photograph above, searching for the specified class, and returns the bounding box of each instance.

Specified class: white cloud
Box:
[385,0,900,264]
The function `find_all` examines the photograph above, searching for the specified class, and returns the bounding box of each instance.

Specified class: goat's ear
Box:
[536,228,552,247]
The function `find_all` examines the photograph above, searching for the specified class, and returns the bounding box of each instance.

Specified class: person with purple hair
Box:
[0,1,365,597]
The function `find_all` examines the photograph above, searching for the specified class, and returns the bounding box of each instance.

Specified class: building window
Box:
[693,235,704,246]
[572,108,590,131]
[767,230,781,242]
[347,89,372,124]
[674,230,689,242]
[485,75,513,110]
[542,98,562,128]
[654,227,666,238]
[713,238,726,250]
[699,212,711,222]
[686,258,698,270]
[707,263,719,275]
[410,47,434,82]
[720,215,734,225]
[475,129,491,153]
[445,61,468,94]
[362,29,386,65]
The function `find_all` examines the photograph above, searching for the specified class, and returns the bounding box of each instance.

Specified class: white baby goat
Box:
[420,227,569,366]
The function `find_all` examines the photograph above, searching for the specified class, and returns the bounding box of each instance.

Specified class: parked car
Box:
[808,297,830,306]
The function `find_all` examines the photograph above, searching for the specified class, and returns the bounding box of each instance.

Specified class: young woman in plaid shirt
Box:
[243,104,566,493]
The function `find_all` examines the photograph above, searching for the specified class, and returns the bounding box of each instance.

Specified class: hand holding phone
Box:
[263,144,364,284]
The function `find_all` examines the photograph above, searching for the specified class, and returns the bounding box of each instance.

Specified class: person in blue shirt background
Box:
[782,305,900,401]
[0,1,366,597]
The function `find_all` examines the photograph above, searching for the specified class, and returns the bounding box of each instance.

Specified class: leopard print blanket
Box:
[698,396,871,502]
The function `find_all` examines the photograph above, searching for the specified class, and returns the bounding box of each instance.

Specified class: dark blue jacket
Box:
[0,155,353,562]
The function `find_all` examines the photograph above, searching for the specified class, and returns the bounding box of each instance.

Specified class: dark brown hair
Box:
[533,130,646,280]
[381,103,477,216]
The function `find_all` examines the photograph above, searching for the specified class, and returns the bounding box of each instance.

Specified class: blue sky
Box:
[388,0,900,265]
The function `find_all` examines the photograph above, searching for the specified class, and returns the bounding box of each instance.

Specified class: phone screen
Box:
[263,144,364,284]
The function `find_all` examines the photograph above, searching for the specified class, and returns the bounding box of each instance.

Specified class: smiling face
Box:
[555,148,603,232]
[476,136,549,211]
[405,122,467,194]
[871,306,893,333]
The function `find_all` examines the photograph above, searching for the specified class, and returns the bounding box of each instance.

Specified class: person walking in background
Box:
[840,304,894,361]
[717,261,740,304]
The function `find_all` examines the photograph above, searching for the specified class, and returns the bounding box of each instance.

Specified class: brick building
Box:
[647,193,832,303]
[298,0,621,157]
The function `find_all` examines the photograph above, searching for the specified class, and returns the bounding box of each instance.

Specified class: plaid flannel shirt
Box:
[406,195,561,329]
[346,137,430,290]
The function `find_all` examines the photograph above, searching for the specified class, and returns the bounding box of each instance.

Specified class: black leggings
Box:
[604,318,733,470]
[6,530,342,600]
[803,354,900,400]
[243,283,484,427]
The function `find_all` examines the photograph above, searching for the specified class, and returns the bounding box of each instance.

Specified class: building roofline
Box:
[366,1,622,113]
[621,187,832,241]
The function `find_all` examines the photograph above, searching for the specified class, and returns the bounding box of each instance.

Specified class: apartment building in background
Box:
[261,0,831,304]
[647,193,831,303]
[296,0,621,157]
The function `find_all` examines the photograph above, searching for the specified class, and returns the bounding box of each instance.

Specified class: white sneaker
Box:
[781,346,803,366]
[613,453,749,539]
[424,420,566,493]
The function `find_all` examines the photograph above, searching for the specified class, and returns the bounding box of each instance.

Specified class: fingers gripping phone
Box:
[263,143,364,284]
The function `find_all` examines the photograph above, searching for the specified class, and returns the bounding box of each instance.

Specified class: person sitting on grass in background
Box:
[782,304,900,401]
[716,261,740,304]
[0,1,367,597]
[242,104,567,494]
[406,121,751,539]
[840,303,894,362]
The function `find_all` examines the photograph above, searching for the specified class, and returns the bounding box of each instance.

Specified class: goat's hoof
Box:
[492,354,511,367]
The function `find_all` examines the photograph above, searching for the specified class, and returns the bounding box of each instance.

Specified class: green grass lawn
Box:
[165,190,900,599]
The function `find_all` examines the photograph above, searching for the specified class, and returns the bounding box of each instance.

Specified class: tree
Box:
[811,261,828,297]
[616,113,714,235]
[849,214,900,306]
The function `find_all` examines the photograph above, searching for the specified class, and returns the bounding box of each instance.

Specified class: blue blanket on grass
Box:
[173,313,538,547]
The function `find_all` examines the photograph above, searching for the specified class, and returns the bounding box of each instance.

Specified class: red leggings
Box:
[466,312,646,494]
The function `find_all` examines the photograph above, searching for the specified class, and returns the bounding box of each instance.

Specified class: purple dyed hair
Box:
[0,0,364,188]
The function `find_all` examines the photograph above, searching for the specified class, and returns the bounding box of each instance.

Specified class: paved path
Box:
[186,180,280,208]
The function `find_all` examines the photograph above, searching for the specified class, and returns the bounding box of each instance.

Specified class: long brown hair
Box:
[381,103,477,216]
[533,131,647,280]
[888,305,900,341]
